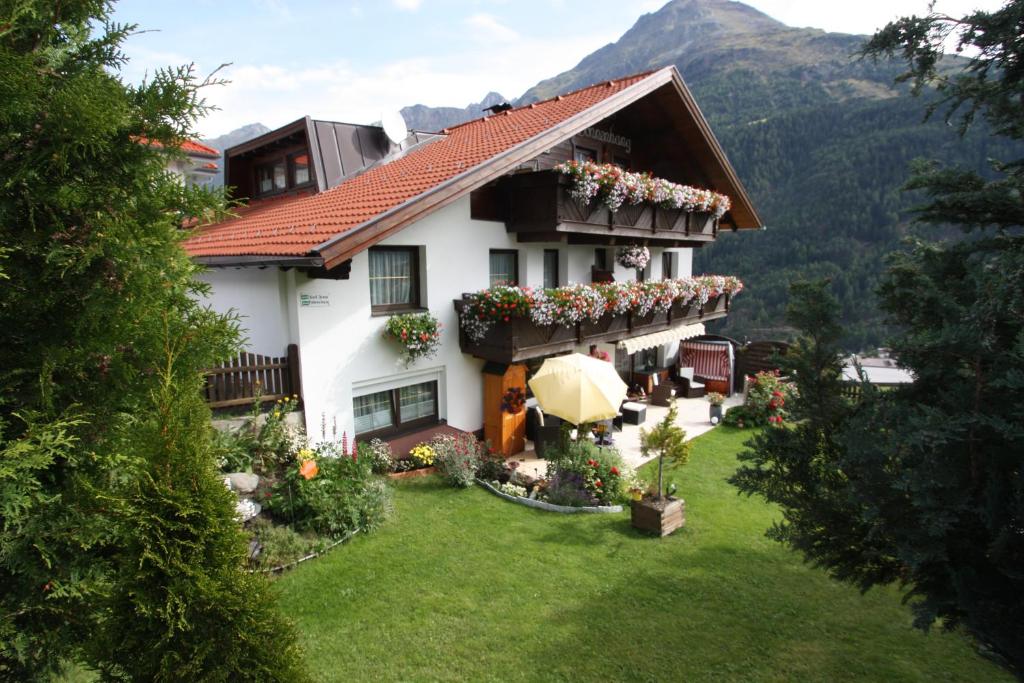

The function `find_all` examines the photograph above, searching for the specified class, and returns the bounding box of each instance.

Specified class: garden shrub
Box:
[541,440,630,506]
[543,471,599,507]
[431,433,485,488]
[725,371,796,428]
[357,438,394,474]
[476,453,512,483]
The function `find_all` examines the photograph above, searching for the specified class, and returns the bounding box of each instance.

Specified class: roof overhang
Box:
[312,66,763,270]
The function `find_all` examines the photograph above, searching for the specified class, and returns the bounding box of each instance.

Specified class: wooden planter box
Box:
[631,497,686,536]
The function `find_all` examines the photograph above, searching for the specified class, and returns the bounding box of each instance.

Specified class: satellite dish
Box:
[380,110,408,146]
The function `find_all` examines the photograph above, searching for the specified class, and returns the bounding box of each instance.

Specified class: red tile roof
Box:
[180,139,220,157]
[202,162,219,170]
[137,136,220,158]
[184,72,657,259]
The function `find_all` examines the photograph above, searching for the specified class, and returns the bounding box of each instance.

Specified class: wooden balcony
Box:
[454,294,730,364]
[498,170,719,246]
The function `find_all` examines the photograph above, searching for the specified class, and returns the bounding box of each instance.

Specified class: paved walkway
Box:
[510,394,743,479]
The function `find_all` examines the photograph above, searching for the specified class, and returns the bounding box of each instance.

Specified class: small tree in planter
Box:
[635,401,691,536]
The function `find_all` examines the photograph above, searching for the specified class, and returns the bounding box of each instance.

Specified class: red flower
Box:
[610,466,619,476]
[587,459,597,467]
[594,479,603,487]
[772,390,783,397]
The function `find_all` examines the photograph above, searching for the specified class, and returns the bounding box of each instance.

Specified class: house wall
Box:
[198,267,294,355]
[199,196,697,441]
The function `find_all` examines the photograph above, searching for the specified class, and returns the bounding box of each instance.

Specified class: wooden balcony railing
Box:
[203,344,302,409]
[499,170,719,245]
[454,294,730,364]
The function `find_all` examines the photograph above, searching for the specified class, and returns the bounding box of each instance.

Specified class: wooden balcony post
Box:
[287,343,302,403]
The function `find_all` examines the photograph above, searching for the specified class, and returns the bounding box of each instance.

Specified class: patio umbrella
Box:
[528,353,628,425]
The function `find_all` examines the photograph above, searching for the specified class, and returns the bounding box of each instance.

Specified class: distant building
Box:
[138,137,221,186]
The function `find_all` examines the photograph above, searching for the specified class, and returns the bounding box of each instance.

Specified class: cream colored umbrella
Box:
[528,353,628,425]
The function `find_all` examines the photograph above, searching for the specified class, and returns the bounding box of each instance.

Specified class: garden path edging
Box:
[475,479,622,514]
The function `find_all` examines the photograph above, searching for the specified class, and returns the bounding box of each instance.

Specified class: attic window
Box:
[257,160,286,194]
[255,149,313,197]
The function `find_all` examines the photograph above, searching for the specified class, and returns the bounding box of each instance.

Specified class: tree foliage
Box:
[733,1,1024,673]
[639,400,691,498]
[0,2,306,679]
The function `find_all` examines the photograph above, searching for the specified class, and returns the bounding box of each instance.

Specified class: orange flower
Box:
[299,459,318,480]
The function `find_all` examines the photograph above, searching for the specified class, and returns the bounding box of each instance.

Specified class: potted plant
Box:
[634,401,691,536]
[707,392,725,424]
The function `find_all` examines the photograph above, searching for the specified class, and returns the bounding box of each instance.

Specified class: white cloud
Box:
[392,0,422,10]
[188,28,617,137]
[464,13,520,43]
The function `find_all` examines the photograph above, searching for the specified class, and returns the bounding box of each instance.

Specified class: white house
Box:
[184,67,762,449]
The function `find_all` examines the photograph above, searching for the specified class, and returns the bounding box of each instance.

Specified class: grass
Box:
[275,427,1010,682]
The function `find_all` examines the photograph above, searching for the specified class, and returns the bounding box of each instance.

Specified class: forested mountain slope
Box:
[408,0,1022,349]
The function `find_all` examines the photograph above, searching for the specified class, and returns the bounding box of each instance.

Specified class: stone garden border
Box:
[475,479,622,514]
[249,529,359,575]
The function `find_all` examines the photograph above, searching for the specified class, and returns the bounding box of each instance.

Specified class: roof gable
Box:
[184,67,761,269]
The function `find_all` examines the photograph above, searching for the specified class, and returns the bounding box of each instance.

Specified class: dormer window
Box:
[257,160,287,194]
[254,149,313,197]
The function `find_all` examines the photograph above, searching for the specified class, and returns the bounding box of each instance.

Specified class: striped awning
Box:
[617,323,705,354]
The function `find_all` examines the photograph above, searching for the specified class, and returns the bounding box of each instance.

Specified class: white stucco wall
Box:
[198,267,293,355]
[199,196,701,440]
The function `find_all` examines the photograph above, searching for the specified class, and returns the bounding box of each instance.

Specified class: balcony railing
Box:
[499,170,719,244]
[454,294,730,364]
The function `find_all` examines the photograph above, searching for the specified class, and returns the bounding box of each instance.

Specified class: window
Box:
[662,251,675,280]
[353,380,438,438]
[543,249,559,289]
[574,145,597,163]
[369,246,420,311]
[255,148,313,197]
[489,249,518,286]
[594,248,608,271]
[257,160,286,194]
[290,152,311,186]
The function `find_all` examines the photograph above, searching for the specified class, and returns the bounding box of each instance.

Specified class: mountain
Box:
[404,0,1020,350]
[203,123,271,153]
[201,123,271,185]
[401,92,509,132]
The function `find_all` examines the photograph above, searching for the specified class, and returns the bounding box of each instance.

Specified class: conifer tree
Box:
[0,2,306,679]
[733,1,1024,672]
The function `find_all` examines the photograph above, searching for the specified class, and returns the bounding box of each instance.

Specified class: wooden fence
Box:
[734,340,791,392]
[203,344,302,409]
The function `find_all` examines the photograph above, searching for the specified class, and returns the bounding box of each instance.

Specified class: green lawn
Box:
[276,427,1009,682]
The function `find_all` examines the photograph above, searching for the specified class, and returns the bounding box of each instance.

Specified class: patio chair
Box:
[649,381,678,407]
[678,367,706,398]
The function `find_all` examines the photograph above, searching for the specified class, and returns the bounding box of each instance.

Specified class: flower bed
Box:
[212,397,392,574]
[459,276,743,342]
[555,160,731,217]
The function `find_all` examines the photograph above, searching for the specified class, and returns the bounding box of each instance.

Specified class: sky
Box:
[110,0,1006,138]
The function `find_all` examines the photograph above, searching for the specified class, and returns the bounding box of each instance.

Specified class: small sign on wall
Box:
[299,293,330,308]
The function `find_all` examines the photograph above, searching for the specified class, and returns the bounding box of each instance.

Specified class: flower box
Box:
[630,497,685,536]
[700,294,729,318]
[630,309,671,333]
[654,207,688,232]
[689,211,717,236]
[671,298,697,320]
[579,311,630,341]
